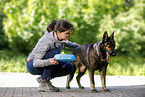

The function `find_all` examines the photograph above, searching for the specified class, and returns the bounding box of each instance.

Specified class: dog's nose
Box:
[110,50,116,56]
[112,53,116,56]
[110,51,116,56]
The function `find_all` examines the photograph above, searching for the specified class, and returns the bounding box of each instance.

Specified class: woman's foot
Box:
[38,79,60,92]
[36,77,41,83]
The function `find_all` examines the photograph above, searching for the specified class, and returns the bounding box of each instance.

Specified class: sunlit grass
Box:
[0,49,27,73]
[0,49,145,76]
[107,56,145,76]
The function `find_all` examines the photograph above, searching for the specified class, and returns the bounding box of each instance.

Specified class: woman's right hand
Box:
[49,58,59,65]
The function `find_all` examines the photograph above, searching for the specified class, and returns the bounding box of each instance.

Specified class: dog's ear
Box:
[102,31,108,43]
[110,31,114,39]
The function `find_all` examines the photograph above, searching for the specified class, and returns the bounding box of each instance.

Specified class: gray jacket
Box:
[27,31,80,67]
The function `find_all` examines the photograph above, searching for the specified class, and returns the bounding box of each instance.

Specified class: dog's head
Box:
[101,31,116,56]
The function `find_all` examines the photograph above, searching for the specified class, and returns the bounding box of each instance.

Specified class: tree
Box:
[3,0,133,54]
[0,0,11,49]
[98,0,145,56]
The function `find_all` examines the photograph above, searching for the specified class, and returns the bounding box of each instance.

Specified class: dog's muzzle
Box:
[110,50,116,56]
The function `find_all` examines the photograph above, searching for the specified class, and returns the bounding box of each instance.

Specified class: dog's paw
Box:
[79,86,85,89]
[66,86,71,89]
[91,89,97,93]
[103,88,110,92]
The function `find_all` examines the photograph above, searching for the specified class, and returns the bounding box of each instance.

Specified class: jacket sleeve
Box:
[64,41,80,49]
[33,42,52,67]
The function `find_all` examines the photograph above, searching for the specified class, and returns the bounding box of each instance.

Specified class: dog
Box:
[66,31,116,93]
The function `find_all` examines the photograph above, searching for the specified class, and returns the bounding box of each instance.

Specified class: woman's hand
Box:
[49,58,59,65]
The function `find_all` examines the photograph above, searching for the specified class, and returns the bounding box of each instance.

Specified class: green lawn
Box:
[0,49,27,72]
[0,49,145,76]
[107,56,145,76]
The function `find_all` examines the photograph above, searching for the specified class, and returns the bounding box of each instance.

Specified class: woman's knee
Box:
[26,61,43,75]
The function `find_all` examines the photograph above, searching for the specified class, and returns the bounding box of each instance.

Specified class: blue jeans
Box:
[26,49,73,79]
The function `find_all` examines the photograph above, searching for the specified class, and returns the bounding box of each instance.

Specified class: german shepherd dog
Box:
[66,31,116,93]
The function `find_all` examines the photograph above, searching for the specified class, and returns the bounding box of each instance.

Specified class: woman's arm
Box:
[33,42,58,67]
[63,41,80,49]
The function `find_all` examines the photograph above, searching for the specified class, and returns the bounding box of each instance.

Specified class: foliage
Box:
[2,0,145,76]
[98,0,145,56]
[3,0,58,53]
[0,0,10,49]
[3,0,133,54]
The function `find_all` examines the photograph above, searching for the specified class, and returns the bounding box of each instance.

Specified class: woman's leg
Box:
[26,60,73,79]
[42,49,73,79]
[41,49,60,79]
[26,49,60,78]
[51,62,73,78]
[27,49,61,92]
[26,60,43,75]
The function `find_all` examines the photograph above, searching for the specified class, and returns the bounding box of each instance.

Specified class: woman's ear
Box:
[56,31,61,40]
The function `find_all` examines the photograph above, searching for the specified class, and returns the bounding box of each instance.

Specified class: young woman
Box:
[26,19,80,92]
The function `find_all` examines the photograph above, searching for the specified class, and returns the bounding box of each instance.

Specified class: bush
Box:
[3,0,133,54]
[97,0,145,56]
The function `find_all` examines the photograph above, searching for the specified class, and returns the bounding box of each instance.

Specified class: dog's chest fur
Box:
[88,45,107,70]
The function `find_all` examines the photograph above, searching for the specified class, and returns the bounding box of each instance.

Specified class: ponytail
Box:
[47,20,57,32]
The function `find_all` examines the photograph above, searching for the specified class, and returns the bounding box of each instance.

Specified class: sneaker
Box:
[36,77,41,83]
[38,79,60,92]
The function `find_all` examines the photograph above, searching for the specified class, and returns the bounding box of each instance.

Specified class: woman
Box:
[26,19,80,92]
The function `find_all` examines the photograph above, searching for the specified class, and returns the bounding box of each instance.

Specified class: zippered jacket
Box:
[27,31,80,67]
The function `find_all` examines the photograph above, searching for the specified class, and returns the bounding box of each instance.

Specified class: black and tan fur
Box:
[66,31,116,93]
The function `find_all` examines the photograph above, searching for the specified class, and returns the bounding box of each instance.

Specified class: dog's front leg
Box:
[88,69,97,93]
[100,67,110,92]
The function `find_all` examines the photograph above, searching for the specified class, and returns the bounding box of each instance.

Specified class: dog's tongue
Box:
[106,52,110,63]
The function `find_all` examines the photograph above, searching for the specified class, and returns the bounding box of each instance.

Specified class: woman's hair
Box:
[47,19,74,34]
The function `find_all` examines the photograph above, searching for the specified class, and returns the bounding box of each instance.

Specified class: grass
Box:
[107,56,145,76]
[0,49,27,73]
[0,49,145,76]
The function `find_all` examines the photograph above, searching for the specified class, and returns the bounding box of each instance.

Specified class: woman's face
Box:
[57,30,71,41]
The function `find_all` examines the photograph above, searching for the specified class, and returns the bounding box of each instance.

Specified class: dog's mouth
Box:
[106,52,110,63]
[106,51,116,63]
